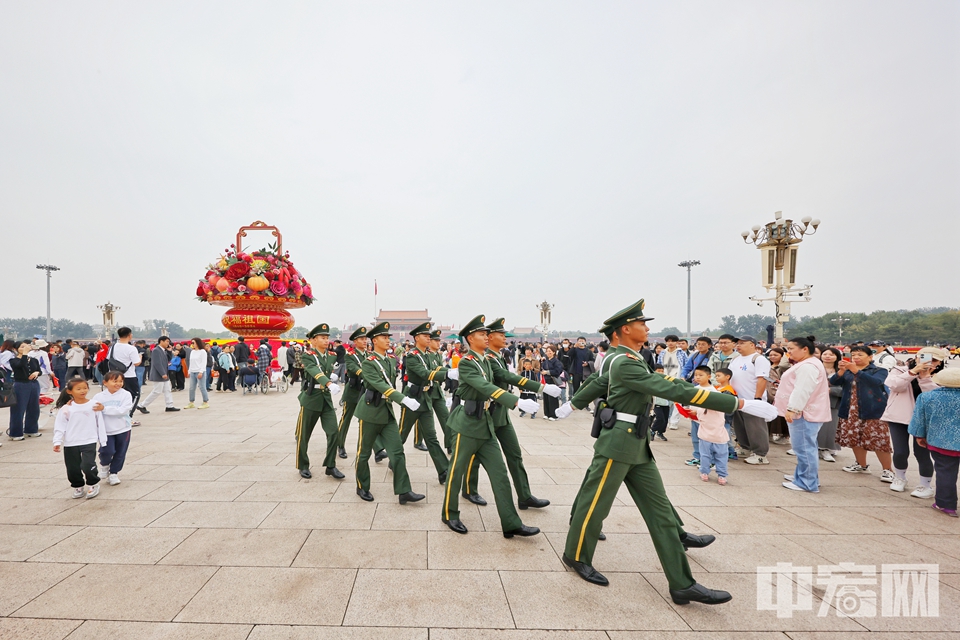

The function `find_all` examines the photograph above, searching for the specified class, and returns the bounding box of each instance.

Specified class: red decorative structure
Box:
[197,221,312,341]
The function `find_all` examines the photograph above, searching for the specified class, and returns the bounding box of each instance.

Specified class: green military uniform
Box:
[296,323,341,477]
[427,329,453,450]
[353,322,414,498]
[397,322,449,480]
[564,301,738,590]
[462,318,547,505]
[441,315,536,536]
[336,327,368,456]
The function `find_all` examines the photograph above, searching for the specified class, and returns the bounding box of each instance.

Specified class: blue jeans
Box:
[188,372,209,403]
[699,441,728,478]
[8,380,40,437]
[205,366,213,390]
[787,417,822,492]
[135,366,145,387]
[724,415,737,456]
[690,421,700,459]
[99,430,132,474]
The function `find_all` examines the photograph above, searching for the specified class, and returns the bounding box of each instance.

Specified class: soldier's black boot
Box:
[356,488,374,502]
[562,554,609,586]
[669,583,732,605]
[462,492,487,506]
[680,532,716,550]
[518,495,550,509]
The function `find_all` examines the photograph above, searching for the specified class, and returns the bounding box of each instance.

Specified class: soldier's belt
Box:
[615,411,640,423]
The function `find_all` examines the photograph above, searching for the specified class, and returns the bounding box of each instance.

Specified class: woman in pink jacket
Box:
[775,337,833,493]
[881,347,946,497]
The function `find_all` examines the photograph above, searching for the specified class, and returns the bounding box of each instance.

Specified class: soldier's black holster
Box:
[348,376,362,390]
[365,388,384,407]
[462,399,491,418]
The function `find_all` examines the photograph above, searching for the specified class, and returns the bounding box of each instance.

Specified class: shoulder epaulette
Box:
[627,354,639,360]
[367,355,377,361]
[464,354,474,360]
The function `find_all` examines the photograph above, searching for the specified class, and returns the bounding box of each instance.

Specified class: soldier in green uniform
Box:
[353,321,425,505]
[336,327,369,459]
[296,323,345,480]
[397,322,450,484]
[428,328,453,452]
[440,315,542,537]
[460,318,560,509]
[559,300,778,606]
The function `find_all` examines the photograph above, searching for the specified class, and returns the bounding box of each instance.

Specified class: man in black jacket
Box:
[138,336,180,413]
[233,337,250,369]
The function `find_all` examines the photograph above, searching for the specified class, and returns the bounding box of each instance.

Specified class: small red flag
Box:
[374,280,378,295]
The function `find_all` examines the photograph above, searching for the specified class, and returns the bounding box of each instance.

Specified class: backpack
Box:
[98,344,128,376]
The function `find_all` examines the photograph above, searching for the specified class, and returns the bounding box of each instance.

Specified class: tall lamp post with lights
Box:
[36,264,60,341]
[678,260,700,342]
[741,211,821,345]
[536,301,553,343]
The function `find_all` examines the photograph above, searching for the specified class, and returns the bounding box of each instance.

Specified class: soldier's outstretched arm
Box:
[570,371,605,410]
[460,357,519,409]
[616,357,739,414]
[303,357,331,388]
[489,357,544,393]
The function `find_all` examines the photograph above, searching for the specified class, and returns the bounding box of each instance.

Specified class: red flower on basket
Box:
[224,262,250,280]
[270,280,288,296]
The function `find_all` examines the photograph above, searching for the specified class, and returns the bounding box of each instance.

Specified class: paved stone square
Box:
[1,384,957,639]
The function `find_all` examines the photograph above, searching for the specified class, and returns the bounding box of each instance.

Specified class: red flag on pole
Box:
[375,280,378,295]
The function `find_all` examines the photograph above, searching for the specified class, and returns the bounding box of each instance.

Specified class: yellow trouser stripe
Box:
[355,420,364,488]
[337,407,347,432]
[295,408,304,468]
[576,458,614,561]
[400,407,406,434]
[465,454,476,492]
[444,434,462,520]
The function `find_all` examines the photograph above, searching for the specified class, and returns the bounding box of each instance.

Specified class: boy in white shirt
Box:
[92,371,134,485]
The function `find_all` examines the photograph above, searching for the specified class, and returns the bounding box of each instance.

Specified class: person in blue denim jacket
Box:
[831,346,892,481]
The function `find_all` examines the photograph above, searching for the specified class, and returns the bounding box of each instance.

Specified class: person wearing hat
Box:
[441,314,542,537]
[335,327,369,460]
[396,322,451,483]
[868,340,897,371]
[909,367,960,517]
[353,321,425,505]
[427,328,454,451]
[296,324,344,480]
[459,317,561,509]
[555,300,778,605]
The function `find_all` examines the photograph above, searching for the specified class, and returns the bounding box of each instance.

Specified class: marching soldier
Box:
[440,314,542,537]
[353,321,425,505]
[296,323,345,480]
[461,318,560,509]
[336,327,369,459]
[428,328,453,452]
[397,322,450,484]
[557,300,777,605]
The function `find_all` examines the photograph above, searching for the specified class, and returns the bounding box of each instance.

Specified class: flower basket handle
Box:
[237,221,282,253]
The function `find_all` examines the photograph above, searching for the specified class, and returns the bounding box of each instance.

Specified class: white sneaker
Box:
[668,423,679,430]
[108,473,120,486]
[771,434,782,443]
[843,463,870,473]
[100,466,111,479]
[911,486,935,499]
[890,477,907,492]
[786,449,796,456]
[744,455,769,465]
[784,474,794,481]
[819,450,836,462]
[880,469,896,483]
[86,484,100,499]
[72,487,85,499]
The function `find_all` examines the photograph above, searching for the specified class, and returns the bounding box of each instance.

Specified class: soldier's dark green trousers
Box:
[355,417,412,495]
[296,405,338,471]
[463,423,530,501]
[336,397,359,450]
[429,394,452,450]
[565,453,695,591]
[398,406,448,476]
[442,431,523,531]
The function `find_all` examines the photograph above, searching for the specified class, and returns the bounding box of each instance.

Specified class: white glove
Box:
[446,368,459,381]
[542,384,562,398]
[329,373,339,383]
[445,397,453,410]
[517,398,540,414]
[327,383,341,396]
[555,402,574,419]
[740,399,777,422]
[401,396,421,411]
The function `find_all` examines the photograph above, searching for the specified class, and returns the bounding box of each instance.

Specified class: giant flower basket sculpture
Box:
[196,221,313,340]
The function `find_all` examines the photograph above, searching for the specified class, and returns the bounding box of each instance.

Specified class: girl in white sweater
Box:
[53,378,107,499]
[92,371,134,485]
[185,337,210,409]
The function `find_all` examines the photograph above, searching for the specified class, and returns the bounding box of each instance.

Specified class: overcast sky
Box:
[2,1,957,335]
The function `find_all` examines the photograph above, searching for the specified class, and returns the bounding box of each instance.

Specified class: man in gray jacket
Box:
[137,336,180,413]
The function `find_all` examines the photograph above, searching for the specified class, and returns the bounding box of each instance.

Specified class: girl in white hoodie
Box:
[92,371,133,486]
[53,378,107,499]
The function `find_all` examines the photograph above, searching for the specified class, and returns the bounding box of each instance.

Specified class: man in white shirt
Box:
[868,340,897,371]
[729,336,772,464]
[112,327,143,425]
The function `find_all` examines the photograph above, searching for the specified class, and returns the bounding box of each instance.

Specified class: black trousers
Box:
[651,405,670,435]
[123,377,141,417]
[64,443,100,487]
[889,421,934,477]
[543,393,559,419]
[931,450,959,511]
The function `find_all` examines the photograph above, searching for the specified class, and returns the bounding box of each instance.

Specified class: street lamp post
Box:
[832,313,849,343]
[677,260,701,342]
[741,211,821,344]
[536,301,553,343]
[98,302,120,341]
[36,264,60,341]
